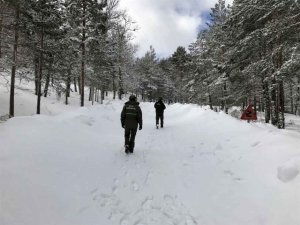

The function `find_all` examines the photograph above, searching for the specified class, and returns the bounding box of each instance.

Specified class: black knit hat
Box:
[129,95,136,101]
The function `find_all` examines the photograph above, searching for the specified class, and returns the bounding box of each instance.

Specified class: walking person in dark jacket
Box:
[154,97,166,129]
[121,95,143,154]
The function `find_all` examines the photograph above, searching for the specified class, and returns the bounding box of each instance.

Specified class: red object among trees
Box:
[241,105,257,120]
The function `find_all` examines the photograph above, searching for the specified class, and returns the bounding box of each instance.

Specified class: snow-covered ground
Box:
[1,75,300,225]
[0,75,95,118]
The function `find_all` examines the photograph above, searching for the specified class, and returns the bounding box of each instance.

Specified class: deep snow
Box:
[1,98,300,225]
[1,73,300,225]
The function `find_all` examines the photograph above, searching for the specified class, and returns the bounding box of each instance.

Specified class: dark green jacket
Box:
[154,100,166,115]
[121,101,143,129]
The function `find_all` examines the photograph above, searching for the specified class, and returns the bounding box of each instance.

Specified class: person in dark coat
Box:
[154,97,166,128]
[121,95,143,153]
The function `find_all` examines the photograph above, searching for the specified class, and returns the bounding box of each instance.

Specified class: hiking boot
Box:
[125,145,130,154]
[129,142,134,153]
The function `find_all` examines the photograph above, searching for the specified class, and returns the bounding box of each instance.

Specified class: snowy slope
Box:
[0,75,94,118]
[1,100,300,225]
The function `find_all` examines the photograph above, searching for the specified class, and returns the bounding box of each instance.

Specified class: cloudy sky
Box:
[119,0,233,58]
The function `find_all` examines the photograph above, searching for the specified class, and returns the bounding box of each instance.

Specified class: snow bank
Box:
[278,157,300,182]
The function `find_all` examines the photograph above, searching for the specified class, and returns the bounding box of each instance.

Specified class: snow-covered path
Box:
[1,101,300,225]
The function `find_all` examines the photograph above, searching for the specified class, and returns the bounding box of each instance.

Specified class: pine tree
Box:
[22,0,65,114]
[66,0,107,106]
[170,46,192,103]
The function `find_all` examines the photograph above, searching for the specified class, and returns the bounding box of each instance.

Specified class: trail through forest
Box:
[1,101,300,225]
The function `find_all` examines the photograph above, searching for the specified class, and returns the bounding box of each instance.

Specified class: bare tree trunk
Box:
[43,70,51,97]
[208,94,213,110]
[74,77,77,92]
[91,87,94,105]
[37,29,44,114]
[260,97,264,112]
[78,75,81,94]
[222,81,228,113]
[270,76,278,126]
[296,76,300,115]
[9,8,19,118]
[289,83,294,114]
[100,90,104,104]
[118,66,123,100]
[112,68,116,99]
[88,87,92,101]
[276,44,284,129]
[278,80,285,128]
[254,95,257,114]
[66,74,71,98]
[263,80,271,123]
[65,89,68,105]
[80,0,86,107]
[65,68,71,105]
[34,55,38,95]
[242,97,247,110]
[113,70,117,99]
[0,6,3,59]
[94,88,97,102]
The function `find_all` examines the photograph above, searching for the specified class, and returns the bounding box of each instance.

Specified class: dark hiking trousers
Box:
[125,128,137,150]
[156,113,164,127]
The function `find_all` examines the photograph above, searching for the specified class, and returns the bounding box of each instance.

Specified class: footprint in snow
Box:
[120,218,129,225]
[224,170,234,176]
[141,196,153,209]
[132,181,140,192]
[78,206,89,214]
[215,144,223,150]
[76,115,95,126]
[251,141,260,147]
[144,171,152,185]
[90,188,98,194]
[113,178,119,191]
[224,170,243,181]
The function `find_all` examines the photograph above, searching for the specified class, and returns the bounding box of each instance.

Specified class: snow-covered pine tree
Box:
[157,58,176,103]
[186,0,230,109]
[66,0,106,106]
[224,0,300,128]
[86,0,109,104]
[3,0,20,118]
[189,30,216,108]
[21,0,65,114]
[110,12,137,100]
[2,0,33,117]
[170,46,192,103]
[134,46,161,101]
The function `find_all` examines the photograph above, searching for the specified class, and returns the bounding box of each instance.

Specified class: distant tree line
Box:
[2,0,300,129]
[189,0,300,129]
[134,0,300,129]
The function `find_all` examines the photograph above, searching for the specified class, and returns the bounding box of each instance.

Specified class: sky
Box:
[119,0,234,58]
